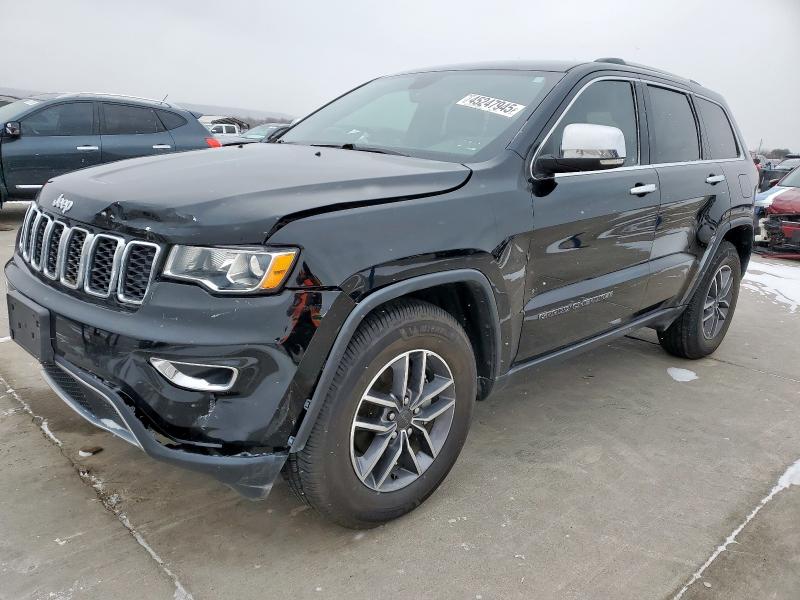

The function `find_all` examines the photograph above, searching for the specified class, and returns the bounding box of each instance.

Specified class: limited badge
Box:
[456,94,526,118]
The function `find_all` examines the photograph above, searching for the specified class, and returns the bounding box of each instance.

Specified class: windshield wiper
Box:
[309,143,408,156]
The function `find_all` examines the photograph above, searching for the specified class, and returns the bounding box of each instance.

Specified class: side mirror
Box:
[4,121,21,137]
[535,123,626,177]
[768,178,780,189]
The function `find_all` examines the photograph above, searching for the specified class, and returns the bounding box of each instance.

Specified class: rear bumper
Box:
[42,357,287,498]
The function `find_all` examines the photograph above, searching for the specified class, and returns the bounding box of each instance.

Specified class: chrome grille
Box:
[30,213,51,270]
[85,235,123,297]
[43,221,65,279]
[61,228,88,288]
[118,242,160,304]
[20,204,160,305]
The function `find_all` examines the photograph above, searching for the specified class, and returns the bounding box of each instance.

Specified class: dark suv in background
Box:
[0,94,218,205]
[6,59,756,528]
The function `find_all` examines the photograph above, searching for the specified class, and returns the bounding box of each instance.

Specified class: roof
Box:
[394,57,711,95]
[28,92,179,108]
[397,60,582,74]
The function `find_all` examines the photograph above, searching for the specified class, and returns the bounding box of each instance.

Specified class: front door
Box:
[517,78,660,361]
[2,101,100,199]
[99,102,175,163]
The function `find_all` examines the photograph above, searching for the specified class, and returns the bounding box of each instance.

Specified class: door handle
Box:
[76,145,99,151]
[629,183,657,196]
[706,174,726,184]
[152,144,172,150]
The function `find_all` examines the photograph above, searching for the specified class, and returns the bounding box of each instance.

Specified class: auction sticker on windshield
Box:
[456,94,526,118]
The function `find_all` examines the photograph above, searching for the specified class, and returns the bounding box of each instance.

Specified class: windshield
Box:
[281,70,557,162]
[780,167,800,188]
[778,158,800,169]
[243,124,276,139]
[0,99,40,124]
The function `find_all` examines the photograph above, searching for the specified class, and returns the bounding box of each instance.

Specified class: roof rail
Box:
[71,92,172,106]
[594,57,627,65]
[593,58,699,86]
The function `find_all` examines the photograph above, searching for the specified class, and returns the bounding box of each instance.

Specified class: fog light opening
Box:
[149,358,238,392]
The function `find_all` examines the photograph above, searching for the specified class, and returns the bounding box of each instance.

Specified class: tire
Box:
[658,241,742,359]
[284,298,476,529]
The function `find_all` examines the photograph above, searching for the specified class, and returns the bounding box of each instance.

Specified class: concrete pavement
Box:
[1,201,799,599]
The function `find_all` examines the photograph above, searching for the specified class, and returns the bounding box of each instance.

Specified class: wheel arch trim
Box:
[676,215,753,307]
[289,269,501,453]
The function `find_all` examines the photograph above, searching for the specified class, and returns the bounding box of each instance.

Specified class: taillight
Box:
[205,137,222,148]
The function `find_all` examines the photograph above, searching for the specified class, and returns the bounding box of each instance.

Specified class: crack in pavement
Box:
[673,458,800,598]
[1,375,194,600]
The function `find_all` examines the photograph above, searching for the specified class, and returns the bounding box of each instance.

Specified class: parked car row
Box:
[758,154,800,191]
[754,165,800,251]
[0,93,231,205]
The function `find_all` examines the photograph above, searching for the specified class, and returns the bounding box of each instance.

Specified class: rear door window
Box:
[101,103,164,135]
[540,80,639,167]
[21,102,94,136]
[647,86,700,164]
[696,98,739,159]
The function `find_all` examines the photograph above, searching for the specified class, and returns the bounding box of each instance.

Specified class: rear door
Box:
[643,84,729,306]
[99,102,175,163]
[3,101,100,198]
[695,96,753,208]
[517,77,661,360]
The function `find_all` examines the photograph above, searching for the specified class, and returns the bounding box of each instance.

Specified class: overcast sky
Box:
[3,0,798,150]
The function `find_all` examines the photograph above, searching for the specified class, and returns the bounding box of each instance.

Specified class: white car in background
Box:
[206,123,242,136]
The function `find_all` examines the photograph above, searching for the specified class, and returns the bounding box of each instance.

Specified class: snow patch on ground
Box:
[674,458,800,598]
[667,367,698,382]
[743,258,800,313]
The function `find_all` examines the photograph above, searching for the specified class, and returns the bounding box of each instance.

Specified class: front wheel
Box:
[284,299,476,529]
[658,241,742,359]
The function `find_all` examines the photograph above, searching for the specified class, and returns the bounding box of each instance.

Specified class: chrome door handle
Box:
[76,145,99,151]
[629,183,657,196]
[152,144,172,150]
[706,174,726,184]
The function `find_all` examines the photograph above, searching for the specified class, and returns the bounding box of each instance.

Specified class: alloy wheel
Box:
[702,265,733,339]
[349,349,456,492]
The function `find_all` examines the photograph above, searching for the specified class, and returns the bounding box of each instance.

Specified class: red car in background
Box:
[754,166,800,252]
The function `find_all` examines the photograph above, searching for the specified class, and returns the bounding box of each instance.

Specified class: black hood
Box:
[37,144,471,244]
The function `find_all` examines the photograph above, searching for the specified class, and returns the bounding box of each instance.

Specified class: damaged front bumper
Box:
[42,357,287,499]
[5,255,340,499]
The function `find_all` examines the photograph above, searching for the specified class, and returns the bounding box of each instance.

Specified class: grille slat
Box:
[61,229,88,288]
[85,236,121,297]
[43,222,65,279]
[21,206,159,306]
[30,215,50,269]
[119,242,159,304]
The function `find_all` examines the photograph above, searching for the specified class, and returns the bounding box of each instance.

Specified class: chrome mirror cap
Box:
[561,123,626,164]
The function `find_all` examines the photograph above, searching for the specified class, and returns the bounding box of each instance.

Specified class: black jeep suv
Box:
[6,59,756,528]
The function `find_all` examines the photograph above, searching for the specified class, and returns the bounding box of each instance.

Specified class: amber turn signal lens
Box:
[261,251,297,290]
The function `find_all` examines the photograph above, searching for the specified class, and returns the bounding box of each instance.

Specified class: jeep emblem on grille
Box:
[52,194,74,214]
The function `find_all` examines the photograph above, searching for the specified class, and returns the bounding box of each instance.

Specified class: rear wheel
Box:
[284,299,476,529]
[658,241,741,359]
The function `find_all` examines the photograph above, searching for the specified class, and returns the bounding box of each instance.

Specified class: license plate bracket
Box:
[7,290,53,363]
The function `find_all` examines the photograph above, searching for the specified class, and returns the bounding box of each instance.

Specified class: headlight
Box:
[163,246,297,293]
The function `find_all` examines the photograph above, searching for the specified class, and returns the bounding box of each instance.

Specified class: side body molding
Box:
[290,269,502,452]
